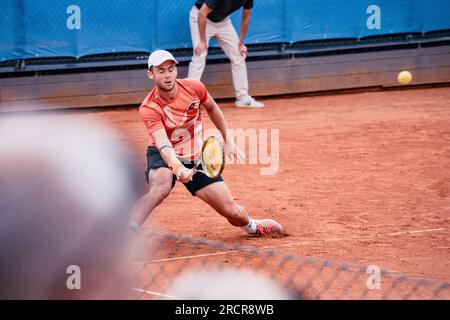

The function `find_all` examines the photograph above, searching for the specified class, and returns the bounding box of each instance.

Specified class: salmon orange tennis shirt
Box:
[139,79,209,161]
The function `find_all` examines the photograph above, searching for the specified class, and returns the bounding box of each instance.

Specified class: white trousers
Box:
[187,6,249,100]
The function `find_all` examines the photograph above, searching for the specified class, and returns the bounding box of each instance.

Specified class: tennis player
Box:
[129,50,283,237]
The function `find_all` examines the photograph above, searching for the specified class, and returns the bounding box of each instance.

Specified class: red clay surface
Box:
[11,87,450,285]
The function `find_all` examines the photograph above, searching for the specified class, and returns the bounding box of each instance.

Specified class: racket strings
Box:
[202,138,224,176]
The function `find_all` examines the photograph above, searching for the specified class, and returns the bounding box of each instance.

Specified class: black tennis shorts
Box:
[145,146,224,196]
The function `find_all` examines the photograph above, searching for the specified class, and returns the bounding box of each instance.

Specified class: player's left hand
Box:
[238,43,248,58]
[227,140,246,164]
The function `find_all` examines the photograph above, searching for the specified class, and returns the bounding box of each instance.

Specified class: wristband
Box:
[158,145,182,174]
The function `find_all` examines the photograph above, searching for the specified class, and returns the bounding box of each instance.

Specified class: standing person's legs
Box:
[188,6,215,80]
[215,19,265,108]
[214,18,249,100]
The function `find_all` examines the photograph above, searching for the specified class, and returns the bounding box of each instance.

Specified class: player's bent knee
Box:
[147,168,173,199]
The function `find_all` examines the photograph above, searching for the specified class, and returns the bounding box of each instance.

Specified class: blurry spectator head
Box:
[0,116,137,299]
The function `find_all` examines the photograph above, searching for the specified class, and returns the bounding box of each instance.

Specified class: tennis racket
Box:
[192,136,225,179]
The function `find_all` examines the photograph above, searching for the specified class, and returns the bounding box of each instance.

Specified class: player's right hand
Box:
[195,41,208,56]
[175,166,193,184]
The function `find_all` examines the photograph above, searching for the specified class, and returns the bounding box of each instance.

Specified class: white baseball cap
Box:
[147,50,178,69]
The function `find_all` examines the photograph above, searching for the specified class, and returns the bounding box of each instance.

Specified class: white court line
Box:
[134,227,446,264]
[274,228,446,249]
[149,250,240,263]
[386,228,444,236]
[132,288,179,300]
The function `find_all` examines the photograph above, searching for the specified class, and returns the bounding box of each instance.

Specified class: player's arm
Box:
[150,129,193,183]
[195,3,214,56]
[238,9,251,57]
[202,94,246,163]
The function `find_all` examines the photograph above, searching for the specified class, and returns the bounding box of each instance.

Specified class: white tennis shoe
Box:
[253,219,284,236]
[235,96,265,108]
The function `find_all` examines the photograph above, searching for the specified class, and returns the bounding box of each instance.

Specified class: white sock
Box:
[242,218,257,234]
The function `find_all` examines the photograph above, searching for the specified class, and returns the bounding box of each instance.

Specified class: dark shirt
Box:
[194,0,254,23]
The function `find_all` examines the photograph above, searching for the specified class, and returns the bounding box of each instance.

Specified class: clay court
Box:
[14,86,447,289]
[2,85,449,299]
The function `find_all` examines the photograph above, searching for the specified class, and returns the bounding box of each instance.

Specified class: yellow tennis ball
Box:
[397,71,412,84]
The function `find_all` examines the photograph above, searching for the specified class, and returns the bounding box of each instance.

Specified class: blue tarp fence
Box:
[1,0,449,62]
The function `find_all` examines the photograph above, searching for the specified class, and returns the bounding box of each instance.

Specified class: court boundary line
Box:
[132,288,180,300]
